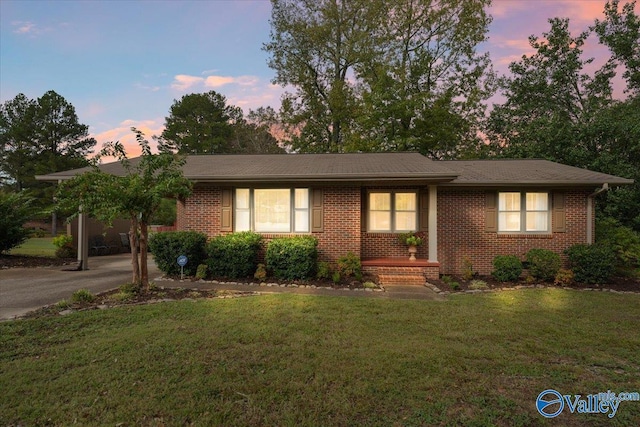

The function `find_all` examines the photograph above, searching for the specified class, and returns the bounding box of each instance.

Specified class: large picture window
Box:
[368,191,417,232]
[235,188,310,233]
[498,192,549,233]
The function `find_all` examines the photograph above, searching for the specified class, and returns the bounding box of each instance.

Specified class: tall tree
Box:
[0,90,95,197]
[356,0,494,159]
[264,0,383,153]
[56,128,192,289]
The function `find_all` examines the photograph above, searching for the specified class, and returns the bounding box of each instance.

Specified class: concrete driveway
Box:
[0,254,160,320]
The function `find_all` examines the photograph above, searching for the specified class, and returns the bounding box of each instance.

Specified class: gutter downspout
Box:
[586,183,609,245]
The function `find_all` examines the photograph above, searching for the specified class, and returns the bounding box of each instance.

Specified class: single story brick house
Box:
[39,153,633,284]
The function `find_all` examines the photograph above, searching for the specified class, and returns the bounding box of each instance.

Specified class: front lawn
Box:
[1,290,639,426]
[8,237,56,257]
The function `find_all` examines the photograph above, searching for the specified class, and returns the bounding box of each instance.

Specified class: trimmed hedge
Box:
[148,231,207,277]
[265,236,318,280]
[207,232,262,279]
[526,248,561,282]
[565,244,616,284]
[491,255,523,282]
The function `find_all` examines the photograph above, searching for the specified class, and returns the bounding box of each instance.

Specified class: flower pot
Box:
[408,245,417,261]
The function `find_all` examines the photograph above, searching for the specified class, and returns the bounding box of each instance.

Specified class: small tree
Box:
[0,191,35,253]
[56,128,192,290]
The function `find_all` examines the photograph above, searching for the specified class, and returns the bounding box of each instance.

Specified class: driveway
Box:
[0,254,160,320]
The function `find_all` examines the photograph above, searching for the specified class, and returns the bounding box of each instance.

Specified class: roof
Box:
[442,159,633,187]
[36,153,633,187]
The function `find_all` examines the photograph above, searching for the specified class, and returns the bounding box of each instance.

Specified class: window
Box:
[368,191,417,232]
[235,188,310,233]
[498,192,549,233]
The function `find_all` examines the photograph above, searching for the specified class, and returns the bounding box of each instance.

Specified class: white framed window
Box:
[498,192,549,233]
[235,188,310,233]
[368,191,417,232]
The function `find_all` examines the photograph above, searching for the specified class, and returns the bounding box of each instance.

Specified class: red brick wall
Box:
[177,184,591,275]
[437,189,589,275]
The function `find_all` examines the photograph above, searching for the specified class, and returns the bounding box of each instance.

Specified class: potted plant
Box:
[398,232,423,261]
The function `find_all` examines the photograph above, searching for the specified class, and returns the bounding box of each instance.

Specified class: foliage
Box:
[316,261,332,280]
[55,128,192,289]
[264,0,494,156]
[596,216,640,267]
[0,191,35,253]
[195,264,208,280]
[206,232,262,279]
[525,248,562,282]
[332,271,341,284]
[336,252,362,279]
[554,269,575,287]
[148,231,207,277]
[491,255,523,282]
[254,263,267,282]
[469,280,488,290]
[150,198,177,226]
[0,91,95,214]
[397,231,423,246]
[159,91,283,155]
[462,257,474,281]
[565,244,617,284]
[70,289,95,303]
[52,234,74,258]
[265,236,318,280]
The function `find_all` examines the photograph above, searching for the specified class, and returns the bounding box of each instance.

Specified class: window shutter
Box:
[552,192,566,232]
[311,188,323,232]
[419,191,429,231]
[485,192,498,232]
[221,188,233,232]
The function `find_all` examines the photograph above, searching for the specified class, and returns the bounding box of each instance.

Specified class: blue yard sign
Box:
[177,255,188,279]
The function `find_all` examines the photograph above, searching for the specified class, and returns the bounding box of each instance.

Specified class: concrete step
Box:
[379,274,426,287]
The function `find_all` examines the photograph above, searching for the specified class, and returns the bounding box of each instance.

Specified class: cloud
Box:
[171,73,260,91]
[92,119,165,163]
[171,75,205,91]
[11,21,47,36]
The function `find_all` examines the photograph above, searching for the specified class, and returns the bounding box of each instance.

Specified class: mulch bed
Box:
[0,255,76,269]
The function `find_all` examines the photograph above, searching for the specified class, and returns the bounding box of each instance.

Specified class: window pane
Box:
[526,192,548,211]
[294,210,309,232]
[254,189,290,232]
[499,192,520,211]
[370,193,390,211]
[499,212,521,232]
[235,211,250,231]
[526,212,548,231]
[295,188,309,209]
[395,212,416,231]
[395,193,416,211]
[236,188,250,209]
[370,212,391,231]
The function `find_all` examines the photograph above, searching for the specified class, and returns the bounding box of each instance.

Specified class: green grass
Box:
[1,290,639,426]
[8,237,56,257]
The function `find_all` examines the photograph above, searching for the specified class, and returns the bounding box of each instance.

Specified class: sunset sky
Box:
[1,0,636,157]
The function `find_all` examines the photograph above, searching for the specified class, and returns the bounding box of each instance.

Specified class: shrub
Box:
[148,231,207,277]
[565,244,616,284]
[0,192,35,253]
[554,269,574,287]
[462,256,474,281]
[254,263,267,281]
[316,261,332,280]
[450,281,461,291]
[332,271,341,284]
[526,248,561,282]
[469,280,488,290]
[195,264,208,280]
[596,217,640,267]
[53,234,75,258]
[71,289,95,303]
[206,232,262,279]
[265,236,318,280]
[336,252,361,278]
[491,255,523,282]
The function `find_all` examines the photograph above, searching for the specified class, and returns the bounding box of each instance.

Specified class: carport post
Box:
[428,185,438,263]
[77,208,89,270]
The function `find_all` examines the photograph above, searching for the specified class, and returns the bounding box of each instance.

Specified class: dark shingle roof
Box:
[442,159,633,186]
[36,153,633,186]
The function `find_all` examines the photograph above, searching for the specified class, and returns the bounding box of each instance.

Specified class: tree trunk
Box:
[129,219,140,286]
[140,220,149,291]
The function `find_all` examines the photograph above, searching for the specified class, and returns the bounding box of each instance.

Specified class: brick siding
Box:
[176,184,591,277]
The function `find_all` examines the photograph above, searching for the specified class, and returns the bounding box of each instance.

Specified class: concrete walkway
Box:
[1,255,443,321]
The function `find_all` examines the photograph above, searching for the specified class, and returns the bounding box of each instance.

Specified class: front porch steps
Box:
[378,273,426,287]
